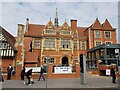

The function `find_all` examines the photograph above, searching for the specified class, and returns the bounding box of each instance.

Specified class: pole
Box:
[80,54,86,85]
[45,64,48,88]
[45,55,50,88]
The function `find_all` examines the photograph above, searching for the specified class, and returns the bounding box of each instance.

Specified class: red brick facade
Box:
[1,17,117,79]
[15,18,116,67]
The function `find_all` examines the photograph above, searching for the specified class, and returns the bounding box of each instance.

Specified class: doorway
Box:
[62,57,69,66]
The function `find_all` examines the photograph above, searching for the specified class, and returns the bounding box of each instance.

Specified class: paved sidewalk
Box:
[1,73,119,88]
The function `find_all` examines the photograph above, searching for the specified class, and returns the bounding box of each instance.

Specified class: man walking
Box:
[38,66,45,81]
[7,64,13,80]
[20,66,26,80]
[25,69,33,85]
[111,67,116,83]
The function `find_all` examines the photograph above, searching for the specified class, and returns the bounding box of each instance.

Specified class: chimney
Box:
[26,18,29,32]
[71,19,77,29]
[17,24,24,45]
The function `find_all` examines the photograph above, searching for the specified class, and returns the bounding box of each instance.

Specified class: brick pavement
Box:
[1,73,119,89]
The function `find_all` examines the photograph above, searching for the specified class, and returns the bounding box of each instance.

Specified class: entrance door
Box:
[62,57,68,66]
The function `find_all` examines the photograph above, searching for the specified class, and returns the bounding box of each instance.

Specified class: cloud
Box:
[1,2,118,43]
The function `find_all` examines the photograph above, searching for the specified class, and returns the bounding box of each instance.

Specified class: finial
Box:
[56,8,58,17]
[65,19,66,22]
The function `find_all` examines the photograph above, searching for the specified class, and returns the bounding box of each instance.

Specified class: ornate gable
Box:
[91,18,102,29]
[0,26,17,58]
[44,19,55,29]
[0,26,16,51]
[102,19,113,30]
[61,21,71,30]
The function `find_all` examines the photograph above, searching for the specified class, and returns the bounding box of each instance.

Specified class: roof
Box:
[44,19,55,29]
[24,24,45,37]
[25,23,87,38]
[102,19,113,30]
[91,18,102,29]
[0,26,17,51]
[61,21,71,30]
[88,44,120,52]
[90,18,114,30]
[24,18,114,38]
[77,27,87,38]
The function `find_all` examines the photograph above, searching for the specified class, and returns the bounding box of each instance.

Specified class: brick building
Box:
[15,10,117,69]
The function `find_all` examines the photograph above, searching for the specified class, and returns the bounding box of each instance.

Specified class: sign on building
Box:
[54,67,72,74]
[106,69,111,76]
[115,49,119,53]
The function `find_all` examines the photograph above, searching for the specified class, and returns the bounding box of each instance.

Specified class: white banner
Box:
[54,66,72,74]
[106,69,111,76]
[25,67,41,72]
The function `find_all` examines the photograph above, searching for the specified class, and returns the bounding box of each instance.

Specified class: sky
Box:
[0,0,119,43]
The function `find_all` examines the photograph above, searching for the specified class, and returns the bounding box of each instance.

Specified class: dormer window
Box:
[60,30,71,35]
[61,21,70,30]
[45,30,56,34]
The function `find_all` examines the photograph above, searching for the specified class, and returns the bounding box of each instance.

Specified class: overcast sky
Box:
[0,0,119,43]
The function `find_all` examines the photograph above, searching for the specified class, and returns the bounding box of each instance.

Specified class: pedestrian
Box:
[38,66,45,81]
[25,69,33,85]
[111,67,116,83]
[0,75,4,82]
[20,66,26,80]
[0,67,4,82]
[7,64,13,80]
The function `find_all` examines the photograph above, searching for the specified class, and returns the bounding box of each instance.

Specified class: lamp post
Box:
[45,55,50,88]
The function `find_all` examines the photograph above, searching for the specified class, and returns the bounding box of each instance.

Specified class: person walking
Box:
[7,64,13,80]
[0,67,4,82]
[38,66,45,81]
[20,66,26,80]
[25,69,33,85]
[111,67,116,83]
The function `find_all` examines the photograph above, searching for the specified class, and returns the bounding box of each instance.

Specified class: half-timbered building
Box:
[0,26,17,73]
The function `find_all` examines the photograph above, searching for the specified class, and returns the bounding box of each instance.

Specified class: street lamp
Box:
[45,55,50,88]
